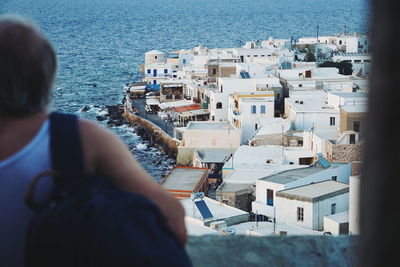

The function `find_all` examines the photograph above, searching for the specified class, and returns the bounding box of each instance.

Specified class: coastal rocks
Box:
[81,105,91,112]
[102,104,126,126]
[123,110,178,160]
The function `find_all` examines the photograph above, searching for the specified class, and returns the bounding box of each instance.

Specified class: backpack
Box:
[24,112,192,267]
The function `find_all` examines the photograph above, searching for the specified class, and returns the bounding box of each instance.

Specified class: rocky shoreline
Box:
[88,103,178,161]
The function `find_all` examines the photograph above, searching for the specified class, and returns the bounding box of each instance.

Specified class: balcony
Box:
[233,110,241,116]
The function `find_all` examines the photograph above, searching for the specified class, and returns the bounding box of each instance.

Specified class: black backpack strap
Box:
[49,112,85,178]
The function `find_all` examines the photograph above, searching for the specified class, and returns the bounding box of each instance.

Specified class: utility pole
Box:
[317,25,320,42]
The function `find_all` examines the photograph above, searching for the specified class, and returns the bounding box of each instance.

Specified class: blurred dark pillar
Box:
[359,0,400,266]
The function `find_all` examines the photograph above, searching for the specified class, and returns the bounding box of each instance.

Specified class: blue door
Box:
[153,69,157,77]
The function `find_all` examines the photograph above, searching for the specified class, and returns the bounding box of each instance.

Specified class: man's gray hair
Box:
[0,14,57,117]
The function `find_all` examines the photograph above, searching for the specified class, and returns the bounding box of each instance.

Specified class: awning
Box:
[173,104,202,113]
[179,109,210,117]
[146,99,160,106]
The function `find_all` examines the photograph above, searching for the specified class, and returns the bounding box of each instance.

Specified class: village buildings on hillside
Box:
[125,32,369,237]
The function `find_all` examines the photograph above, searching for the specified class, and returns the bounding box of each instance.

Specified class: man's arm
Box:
[79,119,187,244]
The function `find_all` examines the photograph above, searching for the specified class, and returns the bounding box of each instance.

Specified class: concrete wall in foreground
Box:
[185,235,357,267]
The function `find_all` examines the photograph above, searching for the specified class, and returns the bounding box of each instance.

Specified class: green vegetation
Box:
[305,51,316,62]
[319,61,353,75]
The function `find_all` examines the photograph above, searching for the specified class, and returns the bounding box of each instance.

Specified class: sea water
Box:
[1,0,370,180]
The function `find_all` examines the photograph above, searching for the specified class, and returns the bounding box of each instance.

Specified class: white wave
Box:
[136,143,148,150]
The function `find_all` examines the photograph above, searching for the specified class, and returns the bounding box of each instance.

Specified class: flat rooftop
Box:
[161,167,207,191]
[181,196,248,221]
[340,104,368,113]
[286,97,338,113]
[260,163,344,184]
[276,180,349,202]
[311,126,340,140]
[324,211,349,224]
[185,217,219,236]
[231,221,322,236]
[186,122,235,131]
[196,149,232,163]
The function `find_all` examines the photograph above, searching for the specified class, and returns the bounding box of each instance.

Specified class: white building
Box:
[144,50,166,65]
[303,126,341,156]
[298,33,370,54]
[252,162,352,221]
[222,145,315,180]
[275,180,349,231]
[229,221,322,236]
[175,121,241,165]
[332,52,372,75]
[228,91,275,144]
[323,211,349,235]
[249,118,292,146]
[143,62,175,85]
[180,196,249,227]
[349,175,360,235]
[284,91,340,131]
[210,75,281,122]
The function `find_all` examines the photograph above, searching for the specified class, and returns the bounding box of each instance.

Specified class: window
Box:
[182,59,186,64]
[354,60,362,63]
[164,69,168,74]
[155,56,158,59]
[251,105,256,114]
[331,176,337,181]
[147,69,151,74]
[212,68,217,75]
[216,102,222,109]
[297,207,304,221]
[331,203,336,215]
[260,105,266,114]
[267,189,274,206]
[255,123,258,130]
[353,121,360,132]
[153,80,157,85]
[350,134,356,144]
[330,117,336,126]
[212,116,215,121]
[299,84,303,87]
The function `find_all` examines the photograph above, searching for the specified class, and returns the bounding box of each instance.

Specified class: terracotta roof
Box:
[173,104,202,113]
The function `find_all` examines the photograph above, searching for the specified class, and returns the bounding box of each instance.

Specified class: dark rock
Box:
[81,105,91,112]
[96,115,106,121]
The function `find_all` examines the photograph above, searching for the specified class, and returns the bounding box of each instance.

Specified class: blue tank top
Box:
[0,120,53,267]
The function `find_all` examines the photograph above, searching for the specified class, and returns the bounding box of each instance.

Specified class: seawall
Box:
[123,107,179,158]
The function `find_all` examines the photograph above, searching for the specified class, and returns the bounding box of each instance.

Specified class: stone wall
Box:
[186,235,357,267]
[216,188,255,212]
[326,142,363,163]
[123,108,179,157]
[176,147,196,166]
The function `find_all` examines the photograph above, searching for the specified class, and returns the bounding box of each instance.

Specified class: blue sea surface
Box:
[1,0,370,179]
